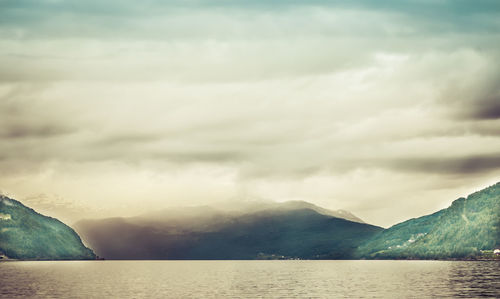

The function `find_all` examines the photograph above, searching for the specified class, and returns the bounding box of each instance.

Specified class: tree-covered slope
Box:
[75,207,382,260]
[0,195,95,260]
[357,182,500,259]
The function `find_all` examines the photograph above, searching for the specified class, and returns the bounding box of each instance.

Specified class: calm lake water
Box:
[0,260,499,298]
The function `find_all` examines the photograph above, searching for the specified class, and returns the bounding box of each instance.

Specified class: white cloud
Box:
[0,1,499,227]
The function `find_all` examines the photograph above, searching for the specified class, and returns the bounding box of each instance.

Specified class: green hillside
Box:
[357,182,500,259]
[0,195,95,260]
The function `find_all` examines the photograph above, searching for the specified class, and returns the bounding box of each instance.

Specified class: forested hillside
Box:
[0,195,95,260]
[357,183,500,259]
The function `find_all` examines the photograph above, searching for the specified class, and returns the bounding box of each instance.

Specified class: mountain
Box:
[267,201,365,223]
[140,200,365,224]
[74,203,381,260]
[0,195,95,260]
[356,182,500,259]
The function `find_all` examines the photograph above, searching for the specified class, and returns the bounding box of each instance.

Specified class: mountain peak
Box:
[279,200,365,223]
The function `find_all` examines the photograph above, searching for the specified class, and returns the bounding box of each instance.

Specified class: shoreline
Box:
[1,258,499,262]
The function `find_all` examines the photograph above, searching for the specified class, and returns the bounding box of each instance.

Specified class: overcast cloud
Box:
[0,0,499,227]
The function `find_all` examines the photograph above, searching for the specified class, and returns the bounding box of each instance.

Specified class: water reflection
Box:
[447,261,500,298]
[0,260,498,298]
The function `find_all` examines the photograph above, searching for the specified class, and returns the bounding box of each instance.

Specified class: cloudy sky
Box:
[1,0,499,227]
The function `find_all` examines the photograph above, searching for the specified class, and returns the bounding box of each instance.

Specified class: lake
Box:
[0,260,499,298]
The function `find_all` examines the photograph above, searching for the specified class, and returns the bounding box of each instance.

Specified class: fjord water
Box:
[1,261,499,298]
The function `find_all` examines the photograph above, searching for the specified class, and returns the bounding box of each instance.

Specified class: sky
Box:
[0,0,500,227]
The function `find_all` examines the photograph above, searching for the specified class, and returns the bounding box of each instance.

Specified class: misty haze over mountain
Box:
[72,182,500,260]
[74,200,380,260]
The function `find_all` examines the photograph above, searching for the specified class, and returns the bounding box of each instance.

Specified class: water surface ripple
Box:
[0,260,499,298]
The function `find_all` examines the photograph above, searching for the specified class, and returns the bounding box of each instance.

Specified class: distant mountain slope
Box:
[141,200,365,224]
[357,182,500,259]
[275,201,365,223]
[75,206,381,260]
[0,195,95,260]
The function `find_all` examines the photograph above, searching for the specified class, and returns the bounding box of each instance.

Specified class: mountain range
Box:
[1,182,498,260]
[73,201,380,260]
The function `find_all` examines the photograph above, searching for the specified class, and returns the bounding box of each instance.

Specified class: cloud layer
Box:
[1,0,500,226]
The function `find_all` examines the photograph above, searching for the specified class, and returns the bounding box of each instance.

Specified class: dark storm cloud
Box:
[469,97,500,120]
[468,122,500,136]
[463,76,500,120]
[282,153,500,178]
[441,67,500,120]
[387,154,500,175]
[0,123,72,139]
[0,87,75,140]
